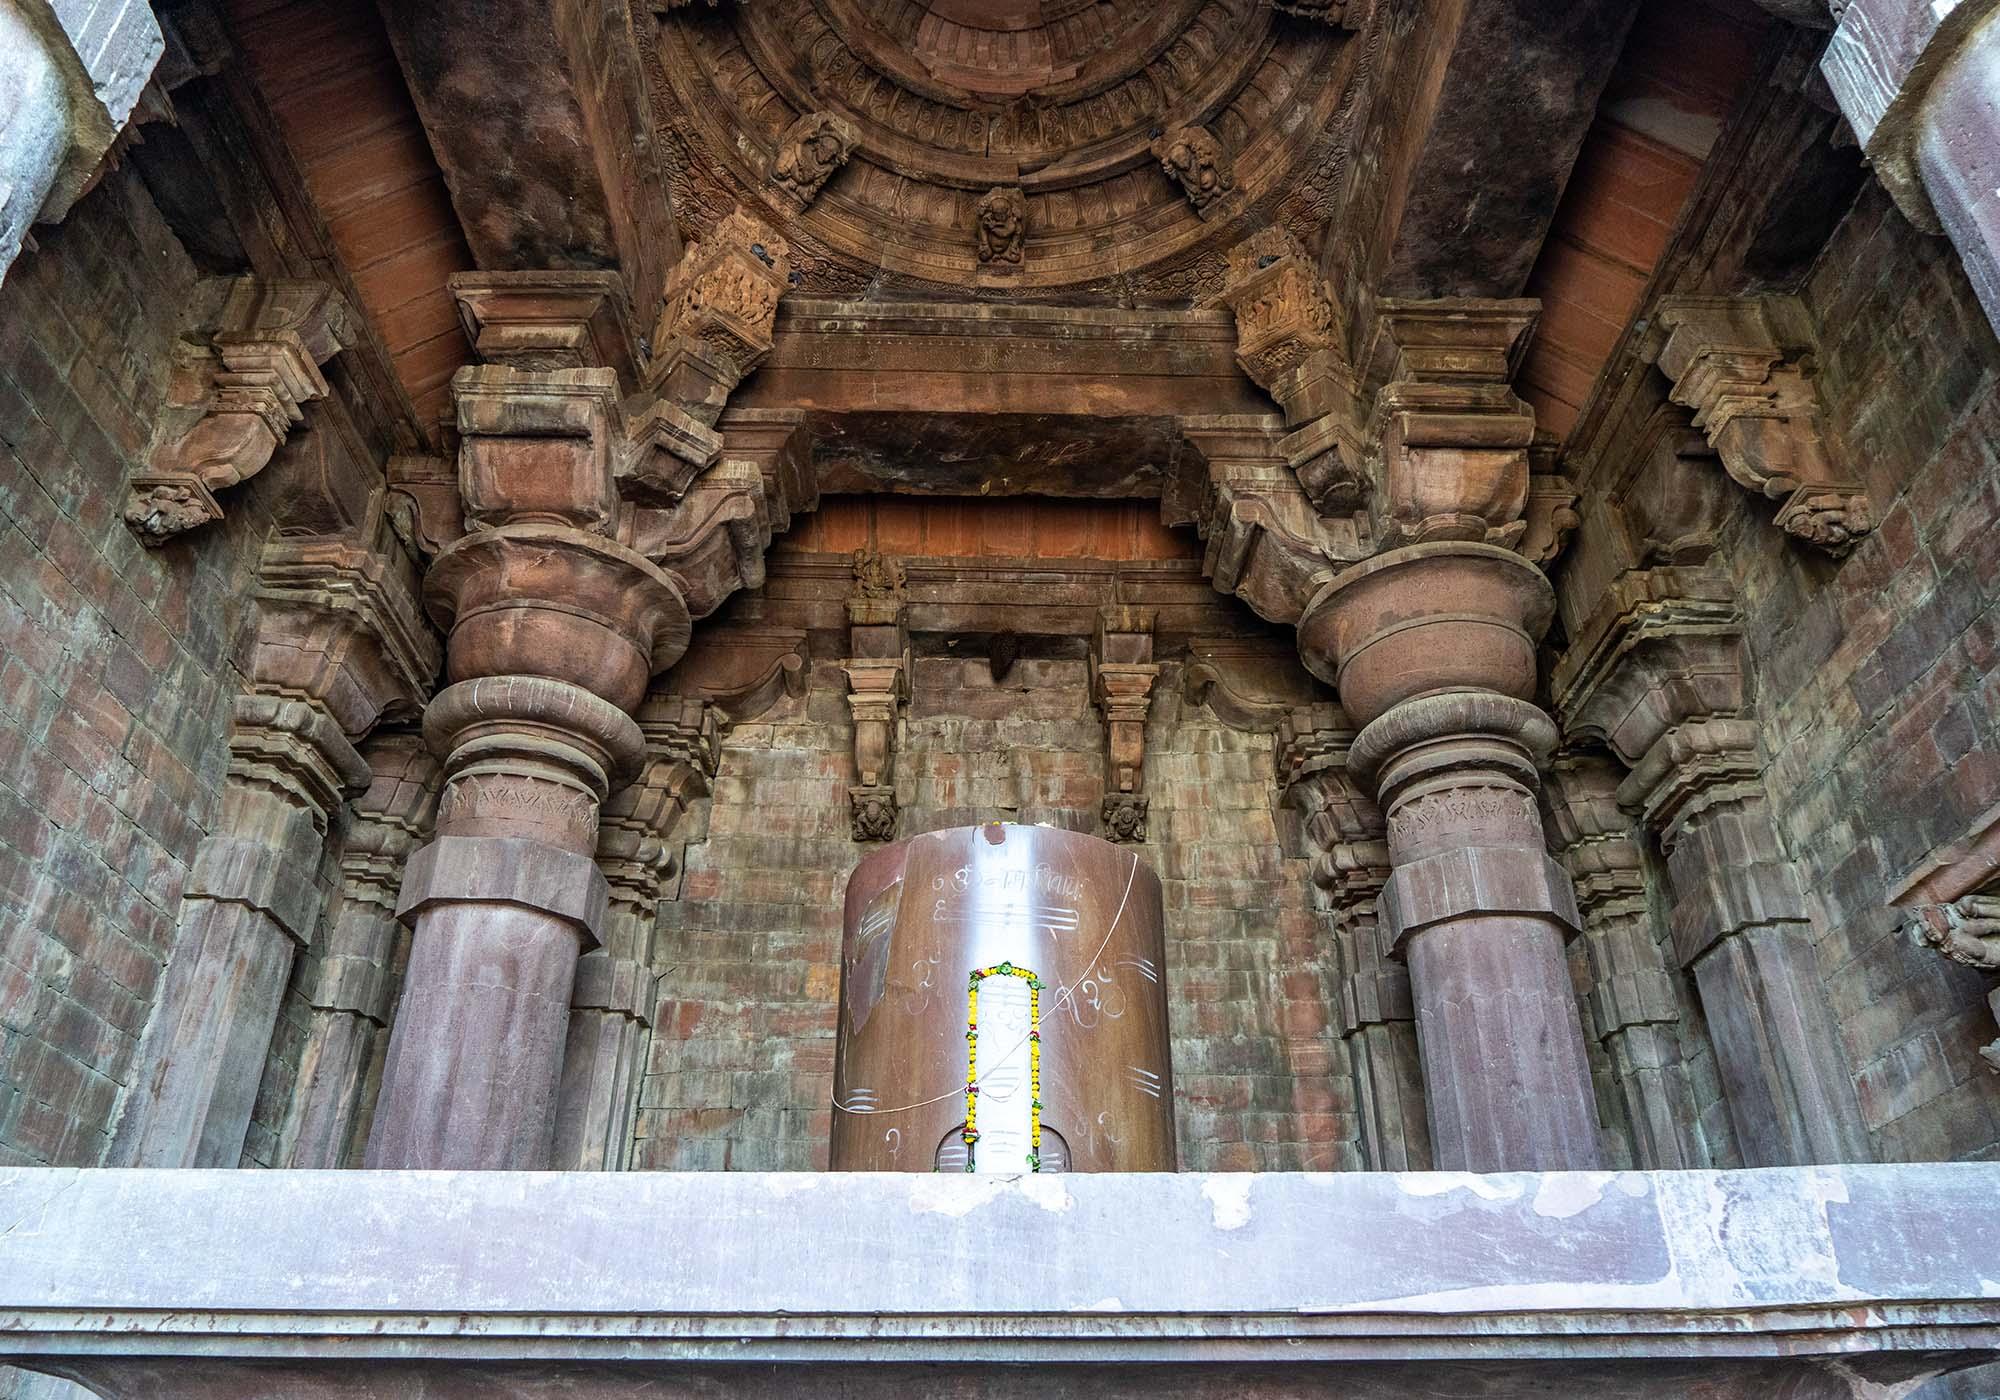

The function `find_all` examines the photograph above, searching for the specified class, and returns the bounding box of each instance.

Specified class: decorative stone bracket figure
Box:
[1092,607,1161,843]
[1653,295,1874,555]
[768,110,857,211]
[1151,125,1235,218]
[126,278,352,546]
[976,186,1027,267]
[1909,896,2000,1074]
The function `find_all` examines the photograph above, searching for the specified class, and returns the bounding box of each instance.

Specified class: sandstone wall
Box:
[0,166,280,1171]
[1715,184,2000,1161]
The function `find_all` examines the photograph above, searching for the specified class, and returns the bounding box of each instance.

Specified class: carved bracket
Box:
[1151,125,1237,219]
[650,209,792,425]
[768,110,857,212]
[1092,607,1160,843]
[128,278,353,546]
[1908,896,2000,1074]
[1654,295,1874,556]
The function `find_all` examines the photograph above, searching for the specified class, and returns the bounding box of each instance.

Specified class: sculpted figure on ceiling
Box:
[1152,126,1235,215]
[769,110,857,210]
[976,187,1028,266]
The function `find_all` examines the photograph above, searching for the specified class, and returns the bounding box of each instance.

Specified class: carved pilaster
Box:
[845,550,909,843]
[1091,608,1160,844]
[553,696,720,1171]
[1653,295,1874,555]
[127,278,352,546]
[278,733,440,1169]
[1554,564,1871,1167]
[649,209,791,425]
[1276,704,1429,1170]
[112,511,435,1168]
[1542,751,1708,1169]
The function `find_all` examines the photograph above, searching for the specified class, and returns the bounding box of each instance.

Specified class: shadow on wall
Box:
[1916,1364,2000,1399]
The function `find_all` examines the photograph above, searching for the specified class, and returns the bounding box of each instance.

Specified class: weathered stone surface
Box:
[4,1165,2000,1396]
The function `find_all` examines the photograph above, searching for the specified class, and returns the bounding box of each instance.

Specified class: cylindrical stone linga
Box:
[1353,692,1603,1173]
[364,677,642,1170]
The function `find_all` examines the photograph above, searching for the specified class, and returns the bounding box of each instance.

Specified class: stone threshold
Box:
[1,1164,1996,1398]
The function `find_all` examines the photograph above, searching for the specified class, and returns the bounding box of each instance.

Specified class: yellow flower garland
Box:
[962,962,1044,1172]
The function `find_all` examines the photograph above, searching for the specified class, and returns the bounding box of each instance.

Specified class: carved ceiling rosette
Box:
[647,0,1363,296]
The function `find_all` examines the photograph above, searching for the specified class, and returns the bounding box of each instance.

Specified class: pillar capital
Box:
[1297,541,1554,727]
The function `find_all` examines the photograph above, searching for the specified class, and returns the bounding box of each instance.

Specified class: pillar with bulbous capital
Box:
[1299,542,1603,1171]
[364,363,693,1170]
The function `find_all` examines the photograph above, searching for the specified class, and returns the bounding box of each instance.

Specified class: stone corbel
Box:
[1612,404,1736,568]
[127,278,353,546]
[1520,435,1581,569]
[768,110,857,212]
[1169,415,1355,626]
[649,209,792,426]
[1206,230,1369,517]
[845,551,910,843]
[1653,295,1873,555]
[1907,897,2000,1074]
[1151,125,1238,220]
[1092,608,1161,843]
[1360,298,1540,551]
[659,624,810,724]
[1892,801,2000,1075]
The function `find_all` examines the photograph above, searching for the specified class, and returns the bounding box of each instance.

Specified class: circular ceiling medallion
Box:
[648,0,1365,298]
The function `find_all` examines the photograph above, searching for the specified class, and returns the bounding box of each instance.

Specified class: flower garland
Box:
[963,961,1044,1172]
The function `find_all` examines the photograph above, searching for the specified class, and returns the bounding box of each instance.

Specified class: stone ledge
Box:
[0,1165,1997,1397]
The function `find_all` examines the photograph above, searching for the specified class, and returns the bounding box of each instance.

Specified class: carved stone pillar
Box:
[1092,607,1160,843]
[1822,0,2000,337]
[553,698,718,1170]
[844,550,910,843]
[1300,543,1602,1171]
[364,361,693,1170]
[276,734,439,1169]
[110,521,435,1168]
[1555,567,1872,1166]
[1277,705,1430,1170]
[1542,752,1707,1169]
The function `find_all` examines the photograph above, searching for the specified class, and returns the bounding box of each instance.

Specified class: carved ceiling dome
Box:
[649,0,1367,299]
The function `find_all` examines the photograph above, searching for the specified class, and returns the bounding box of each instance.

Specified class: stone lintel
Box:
[1378,847,1582,954]
[395,835,610,947]
[3,1164,1999,1393]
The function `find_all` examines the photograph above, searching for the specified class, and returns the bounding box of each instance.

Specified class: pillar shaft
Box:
[364,677,638,1170]
[1356,695,1602,1171]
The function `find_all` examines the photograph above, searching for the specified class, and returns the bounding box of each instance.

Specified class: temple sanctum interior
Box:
[4,0,2000,1395]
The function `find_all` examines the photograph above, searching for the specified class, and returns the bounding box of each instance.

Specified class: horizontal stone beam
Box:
[1,1165,1998,1397]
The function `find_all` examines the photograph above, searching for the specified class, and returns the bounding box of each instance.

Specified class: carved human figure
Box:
[976,187,1028,266]
[771,111,856,207]
[1151,126,1234,213]
[850,547,907,600]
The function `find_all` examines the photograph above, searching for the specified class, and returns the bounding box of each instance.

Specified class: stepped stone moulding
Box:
[1653,295,1874,555]
[127,278,353,546]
